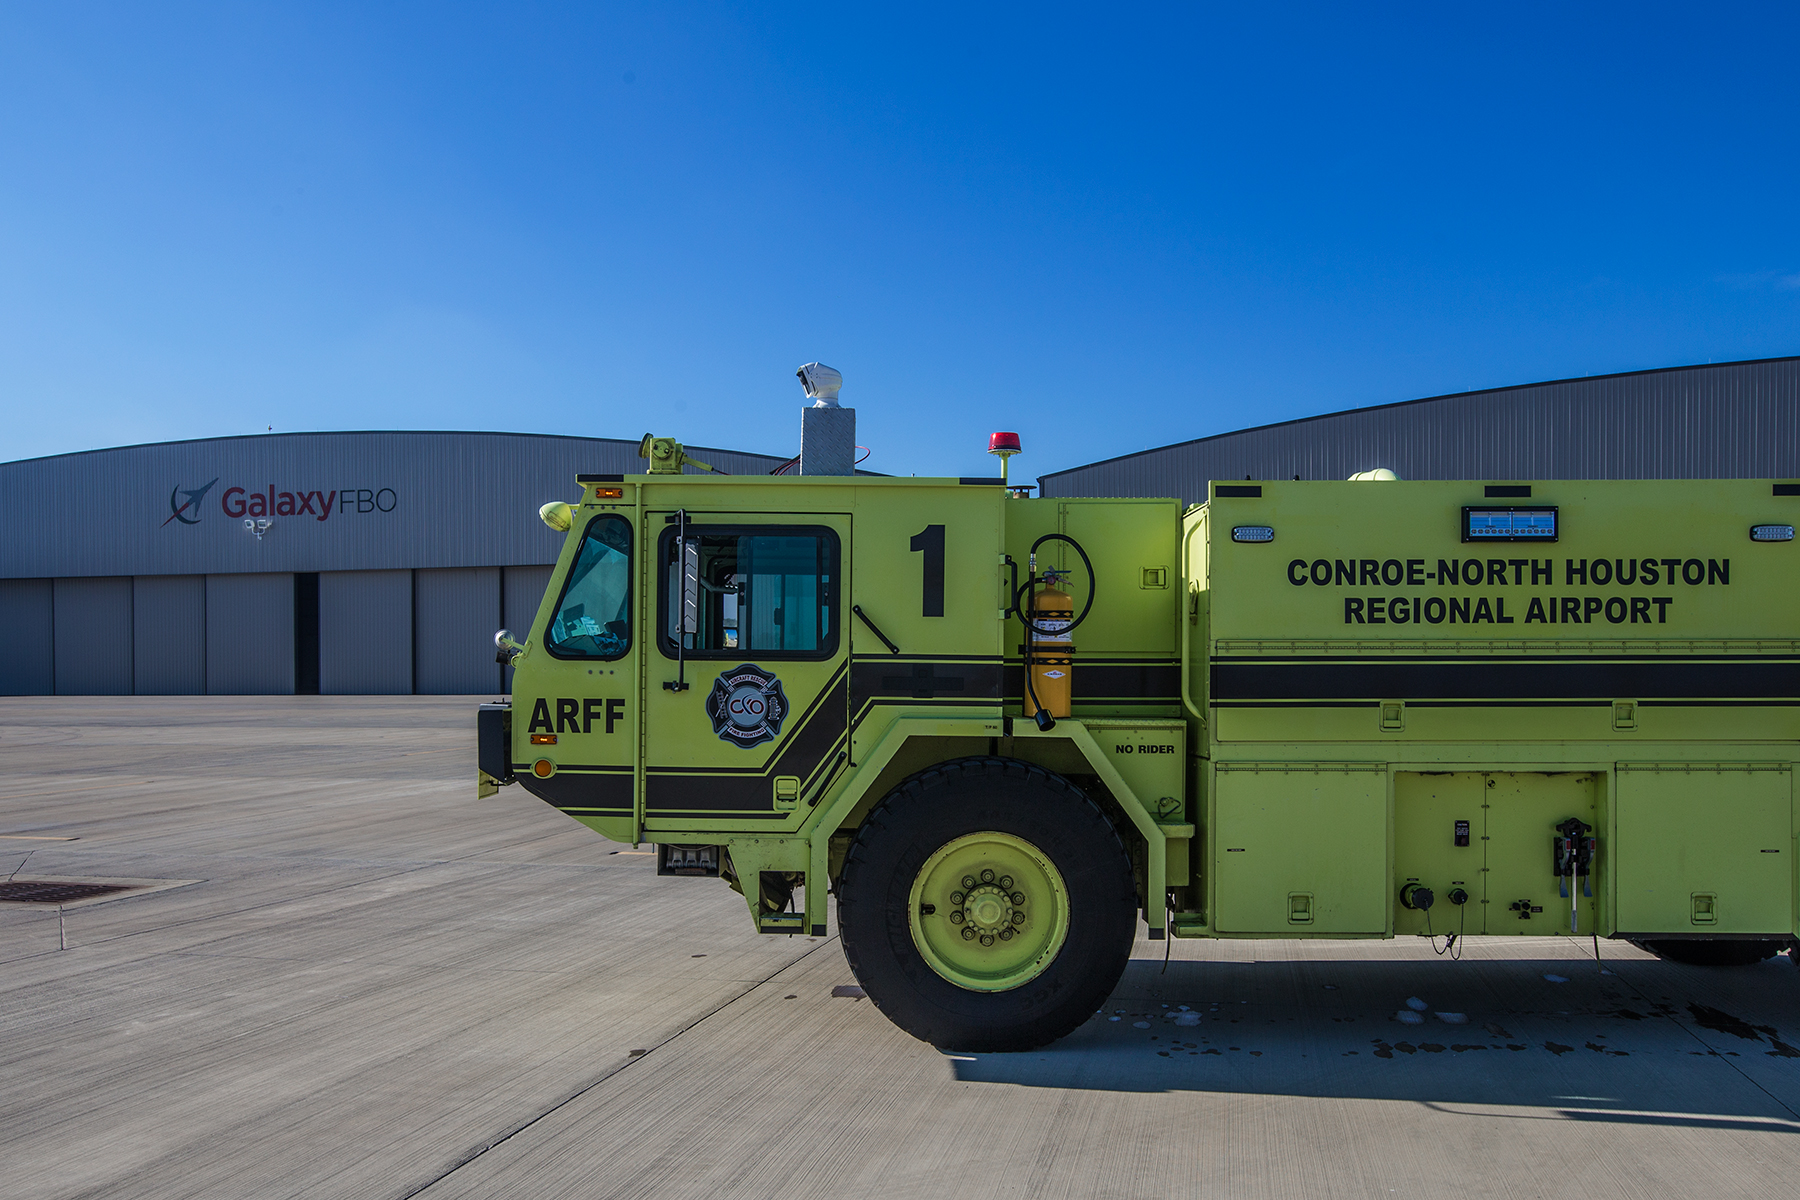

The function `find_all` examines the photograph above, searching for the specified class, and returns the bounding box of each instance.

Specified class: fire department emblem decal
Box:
[705,664,789,749]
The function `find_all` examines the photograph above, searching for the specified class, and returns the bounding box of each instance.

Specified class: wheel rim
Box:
[907,831,1070,992]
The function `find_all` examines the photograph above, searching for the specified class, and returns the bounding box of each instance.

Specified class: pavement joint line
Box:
[399,935,841,1200]
[1595,956,1800,1121]
[0,846,625,870]
[1416,1100,1800,1131]
[0,861,445,967]
[1159,932,1800,1114]
[0,856,623,881]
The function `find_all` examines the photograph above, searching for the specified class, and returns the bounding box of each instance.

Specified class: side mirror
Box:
[676,538,699,640]
[495,629,526,665]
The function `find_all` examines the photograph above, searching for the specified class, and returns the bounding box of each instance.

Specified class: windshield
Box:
[547,514,632,659]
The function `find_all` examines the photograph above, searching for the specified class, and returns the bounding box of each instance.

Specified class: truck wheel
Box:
[1633,938,1786,966]
[838,757,1137,1052]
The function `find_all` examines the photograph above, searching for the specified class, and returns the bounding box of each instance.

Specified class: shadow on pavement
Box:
[946,947,1800,1123]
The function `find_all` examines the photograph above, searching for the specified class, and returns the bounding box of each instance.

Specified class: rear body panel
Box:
[1191,478,1799,941]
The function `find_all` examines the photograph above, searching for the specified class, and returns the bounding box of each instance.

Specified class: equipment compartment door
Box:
[1393,773,1483,938]
[1614,764,1792,935]
[641,513,850,829]
[1212,765,1387,933]
[1483,772,1599,937]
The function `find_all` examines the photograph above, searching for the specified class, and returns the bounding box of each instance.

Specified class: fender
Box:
[793,714,1187,939]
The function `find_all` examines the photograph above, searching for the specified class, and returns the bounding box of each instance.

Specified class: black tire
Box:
[838,757,1137,1052]
[1633,938,1786,967]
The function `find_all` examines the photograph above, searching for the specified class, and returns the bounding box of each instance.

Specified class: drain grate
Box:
[0,881,132,905]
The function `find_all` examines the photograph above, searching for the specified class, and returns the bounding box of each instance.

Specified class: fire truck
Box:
[477,411,1800,1051]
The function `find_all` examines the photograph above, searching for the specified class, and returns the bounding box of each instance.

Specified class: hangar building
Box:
[0,432,784,696]
[7,357,1798,695]
[1039,357,1800,504]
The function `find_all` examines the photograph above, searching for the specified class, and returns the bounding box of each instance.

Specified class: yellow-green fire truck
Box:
[477,445,1800,1051]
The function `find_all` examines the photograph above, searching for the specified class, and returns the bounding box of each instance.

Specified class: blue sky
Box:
[3,3,1797,483]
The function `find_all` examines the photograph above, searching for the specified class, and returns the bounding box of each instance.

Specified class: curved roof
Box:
[1039,356,1800,504]
[0,430,787,579]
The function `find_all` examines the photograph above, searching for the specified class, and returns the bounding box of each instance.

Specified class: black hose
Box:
[1014,533,1096,637]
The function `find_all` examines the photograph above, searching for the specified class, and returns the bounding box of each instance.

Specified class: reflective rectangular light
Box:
[1462,506,1558,543]
[1232,525,1275,543]
[1751,524,1795,542]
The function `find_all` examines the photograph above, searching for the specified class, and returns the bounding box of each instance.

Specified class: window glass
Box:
[662,527,837,658]
[547,515,632,659]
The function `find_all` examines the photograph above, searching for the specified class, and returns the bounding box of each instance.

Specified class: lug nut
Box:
[962,875,976,890]
[950,911,964,924]
[1011,891,1025,904]
[1011,911,1025,924]
[999,928,1014,941]
[981,869,995,884]
[962,927,976,940]
[950,892,963,904]
[980,934,994,947]
[999,875,1013,889]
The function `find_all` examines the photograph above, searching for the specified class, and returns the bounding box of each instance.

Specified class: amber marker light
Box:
[594,487,624,499]
[532,759,556,778]
[530,734,557,745]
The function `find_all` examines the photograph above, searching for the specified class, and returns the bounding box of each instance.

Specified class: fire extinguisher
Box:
[1025,569,1075,722]
[1009,533,1096,731]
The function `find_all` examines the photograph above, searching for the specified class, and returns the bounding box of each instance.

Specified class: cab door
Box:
[518,508,638,834]
[641,512,850,831]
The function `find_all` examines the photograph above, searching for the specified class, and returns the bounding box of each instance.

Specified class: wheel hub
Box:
[963,884,1014,933]
[907,833,1069,991]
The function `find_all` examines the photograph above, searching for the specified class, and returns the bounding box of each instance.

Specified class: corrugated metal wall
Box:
[503,565,554,639]
[0,579,54,695]
[53,577,133,695]
[319,570,413,695]
[132,576,207,695]
[1039,358,1800,504]
[0,564,563,694]
[206,573,294,695]
[502,564,554,694]
[415,567,502,694]
[0,431,788,581]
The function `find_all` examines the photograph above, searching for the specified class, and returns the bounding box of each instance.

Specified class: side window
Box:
[546,515,632,659]
[659,526,838,659]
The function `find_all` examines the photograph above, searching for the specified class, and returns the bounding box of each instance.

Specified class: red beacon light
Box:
[988,432,1022,485]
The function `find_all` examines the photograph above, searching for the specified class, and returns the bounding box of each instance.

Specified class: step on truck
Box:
[477,434,1800,1051]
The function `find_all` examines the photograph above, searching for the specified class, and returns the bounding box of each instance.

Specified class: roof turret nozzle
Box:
[797,362,843,408]
[637,434,717,475]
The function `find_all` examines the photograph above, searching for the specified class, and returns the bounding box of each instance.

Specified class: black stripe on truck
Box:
[1212,657,1800,703]
[999,662,1182,706]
